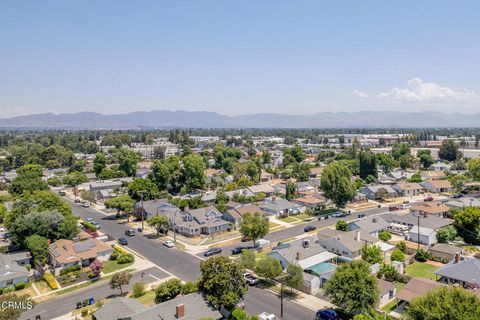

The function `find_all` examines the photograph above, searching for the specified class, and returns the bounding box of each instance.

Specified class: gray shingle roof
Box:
[434,257,480,284]
[93,297,146,320]
[0,254,29,283]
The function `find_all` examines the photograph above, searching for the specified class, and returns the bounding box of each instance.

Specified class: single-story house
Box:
[410,202,451,218]
[248,184,275,196]
[133,199,181,221]
[434,256,480,288]
[383,213,453,231]
[429,243,464,261]
[48,239,113,276]
[174,206,230,237]
[0,253,30,289]
[409,226,437,246]
[93,293,222,320]
[397,277,443,304]
[445,197,480,210]
[349,216,390,238]
[432,161,452,172]
[359,185,397,200]
[222,205,264,227]
[292,196,326,209]
[260,170,274,183]
[260,196,305,217]
[317,229,380,259]
[421,179,452,193]
[421,170,446,181]
[392,183,424,197]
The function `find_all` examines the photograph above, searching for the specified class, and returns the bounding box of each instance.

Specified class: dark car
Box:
[125,229,136,236]
[316,308,338,320]
[304,225,317,232]
[389,206,400,211]
[118,237,128,245]
[453,193,464,198]
[204,248,222,257]
[231,247,244,255]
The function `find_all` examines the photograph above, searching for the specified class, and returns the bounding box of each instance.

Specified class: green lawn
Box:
[102,260,134,274]
[292,213,314,221]
[405,262,439,280]
[381,299,398,313]
[135,291,156,306]
[278,216,298,223]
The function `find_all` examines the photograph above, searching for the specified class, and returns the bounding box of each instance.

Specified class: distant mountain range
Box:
[1,110,480,128]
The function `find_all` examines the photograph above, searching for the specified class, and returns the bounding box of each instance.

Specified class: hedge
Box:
[14,282,26,290]
[60,264,81,276]
[111,245,128,255]
[43,272,59,290]
[82,221,97,232]
[117,253,134,264]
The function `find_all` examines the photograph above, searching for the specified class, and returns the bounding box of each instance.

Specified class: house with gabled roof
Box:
[434,255,480,288]
[392,182,424,196]
[0,253,30,289]
[173,206,230,237]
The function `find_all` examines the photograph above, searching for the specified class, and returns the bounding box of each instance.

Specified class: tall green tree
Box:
[285,181,296,201]
[256,256,282,280]
[147,215,170,236]
[182,154,206,192]
[198,256,247,309]
[438,139,461,162]
[239,212,269,247]
[454,207,480,245]
[324,260,379,316]
[127,178,160,201]
[359,151,377,179]
[25,235,49,266]
[361,244,383,264]
[149,160,171,191]
[417,149,434,169]
[104,195,135,219]
[376,153,397,174]
[405,287,480,320]
[321,162,356,208]
[285,263,304,291]
[118,148,140,177]
[468,158,480,181]
[93,152,107,177]
[109,271,132,296]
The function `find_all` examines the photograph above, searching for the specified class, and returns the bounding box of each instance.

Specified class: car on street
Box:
[58,191,66,196]
[401,203,411,209]
[424,196,434,202]
[330,211,343,218]
[204,248,222,257]
[231,247,244,255]
[74,199,81,203]
[316,308,338,320]
[125,229,136,236]
[453,193,464,198]
[163,240,175,248]
[389,206,400,211]
[118,237,128,245]
[304,225,317,232]
[86,217,93,222]
[243,272,258,286]
[81,202,90,207]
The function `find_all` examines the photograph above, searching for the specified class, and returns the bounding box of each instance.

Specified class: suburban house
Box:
[377,279,396,308]
[248,184,275,196]
[89,178,132,201]
[309,167,323,179]
[349,216,390,238]
[222,205,264,227]
[48,239,113,276]
[201,188,255,204]
[383,213,453,231]
[317,229,380,259]
[360,185,397,200]
[397,277,443,305]
[93,293,222,320]
[445,197,480,210]
[429,243,464,261]
[133,199,181,221]
[409,226,437,246]
[292,195,326,209]
[260,170,274,183]
[432,161,452,172]
[260,196,305,217]
[392,182,424,197]
[421,179,453,193]
[173,206,230,237]
[0,253,30,289]
[410,201,451,218]
[434,255,480,288]
[421,170,446,181]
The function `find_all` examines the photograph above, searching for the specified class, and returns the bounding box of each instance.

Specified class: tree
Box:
[62,172,87,189]
[361,244,383,264]
[239,212,269,247]
[147,215,170,236]
[336,220,348,231]
[468,158,480,181]
[89,259,103,277]
[153,146,166,160]
[454,207,480,245]
[285,181,296,201]
[155,278,183,303]
[25,235,49,266]
[285,263,303,291]
[9,164,48,196]
[0,203,6,223]
[392,143,410,160]
[324,260,379,316]
[436,225,457,243]
[118,148,140,177]
[105,195,135,219]
[359,151,377,179]
[0,293,34,320]
[418,150,434,169]
[376,153,397,174]
[256,256,282,280]
[377,263,400,282]
[149,160,171,191]
[183,154,206,191]
[131,282,146,298]
[405,287,480,320]
[93,153,107,177]
[127,178,160,201]
[321,162,356,208]
[408,173,422,183]
[415,248,430,262]
[438,139,461,162]
[109,272,132,295]
[399,154,413,170]
[378,230,391,242]
[390,249,405,262]
[239,249,256,270]
[198,256,247,309]
[396,241,407,253]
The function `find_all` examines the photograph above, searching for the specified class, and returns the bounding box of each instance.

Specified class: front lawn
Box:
[278,216,298,223]
[405,262,439,280]
[102,260,134,274]
[135,290,156,306]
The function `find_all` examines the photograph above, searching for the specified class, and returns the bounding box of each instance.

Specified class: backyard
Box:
[405,262,439,281]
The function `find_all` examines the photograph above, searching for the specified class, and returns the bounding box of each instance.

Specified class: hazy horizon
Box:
[1,1,480,118]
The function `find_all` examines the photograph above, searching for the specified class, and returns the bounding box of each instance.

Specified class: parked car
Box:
[243,272,258,286]
[389,206,400,211]
[330,211,343,218]
[118,237,128,245]
[74,198,81,203]
[254,239,271,248]
[424,196,434,202]
[163,240,174,248]
[81,202,90,208]
[401,204,411,209]
[357,213,366,218]
[125,229,136,236]
[453,193,463,198]
[86,217,93,222]
[304,225,317,232]
[204,248,222,257]
[58,191,66,196]
[231,247,244,255]
[316,308,338,320]
[76,297,95,309]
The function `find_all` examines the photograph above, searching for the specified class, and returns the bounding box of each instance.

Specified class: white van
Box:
[254,239,271,248]
[401,203,411,209]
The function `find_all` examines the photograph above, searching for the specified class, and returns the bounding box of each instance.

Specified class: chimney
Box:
[296,252,301,261]
[176,304,185,319]
[454,253,461,264]
[355,231,361,242]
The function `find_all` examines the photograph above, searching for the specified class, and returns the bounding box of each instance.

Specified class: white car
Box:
[163,240,175,248]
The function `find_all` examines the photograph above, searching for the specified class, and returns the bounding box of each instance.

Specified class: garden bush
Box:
[415,249,430,262]
[43,272,59,290]
[117,253,134,264]
[60,264,81,276]
[14,282,26,290]
[131,282,146,298]
[110,251,119,261]
[3,285,15,294]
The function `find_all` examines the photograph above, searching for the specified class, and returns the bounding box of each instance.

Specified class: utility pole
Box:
[417,214,420,251]
[276,273,288,320]
[139,190,145,231]
[173,210,177,244]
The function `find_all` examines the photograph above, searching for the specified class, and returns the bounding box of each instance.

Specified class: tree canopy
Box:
[321,162,356,208]
[239,212,269,247]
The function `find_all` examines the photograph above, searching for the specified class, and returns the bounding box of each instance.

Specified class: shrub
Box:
[117,253,134,264]
[81,309,88,317]
[415,249,430,262]
[3,285,15,294]
[0,288,3,295]
[43,272,59,290]
[24,264,31,271]
[111,245,128,255]
[391,249,406,262]
[60,264,81,276]
[181,281,198,295]
[110,251,119,261]
[15,282,26,290]
[378,231,392,242]
[396,241,407,253]
[155,278,183,303]
[131,282,146,298]
[82,221,97,232]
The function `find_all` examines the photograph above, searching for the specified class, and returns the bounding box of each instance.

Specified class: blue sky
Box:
[1,1,480,117]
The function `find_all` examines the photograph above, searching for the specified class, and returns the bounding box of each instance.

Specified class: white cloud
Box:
[351,89,369,98]
[377,78,480,103]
